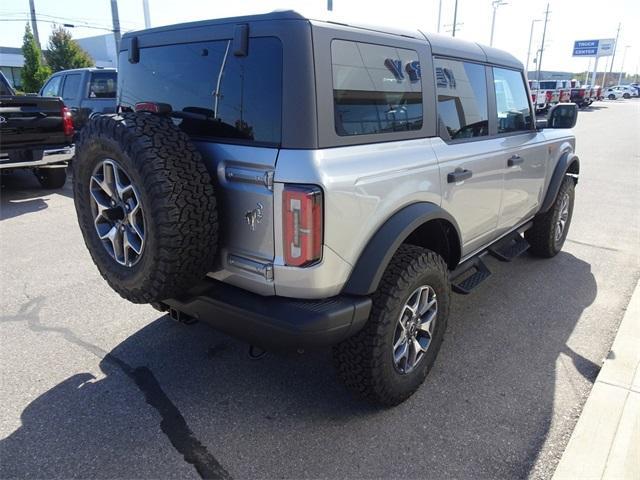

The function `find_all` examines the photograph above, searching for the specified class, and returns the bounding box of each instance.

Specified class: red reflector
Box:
[135,102,160,113]
[282,185,323,267]
[61,105,74,137]
[546,90,553,101]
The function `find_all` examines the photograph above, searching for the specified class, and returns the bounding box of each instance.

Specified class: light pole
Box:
[525,19,541,72]
[602,23,621,88]
[327,0,333,11]
[437,0,442,33]
[489,1,508,47]
[617,45,631,84]
[452,0,459,37]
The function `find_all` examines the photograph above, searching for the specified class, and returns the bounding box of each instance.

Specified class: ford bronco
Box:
[72,11,579,406]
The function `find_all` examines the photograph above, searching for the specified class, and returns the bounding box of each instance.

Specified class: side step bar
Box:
[451,224,533,294]
[488,232,530,262]
[451,255,491,295]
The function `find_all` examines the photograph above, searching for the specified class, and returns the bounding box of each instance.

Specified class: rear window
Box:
[539,81,557,90]
[331,40,423,136]
[118,37,282,146]
[89,71,117,98]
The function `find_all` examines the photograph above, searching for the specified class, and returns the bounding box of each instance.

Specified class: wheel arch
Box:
[540,151,579,214]
[341,202,462,296]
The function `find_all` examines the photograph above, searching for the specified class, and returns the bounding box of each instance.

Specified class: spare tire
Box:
[73,113,218,304]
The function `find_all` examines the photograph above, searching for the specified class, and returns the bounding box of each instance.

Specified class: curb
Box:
[553,279,640,480]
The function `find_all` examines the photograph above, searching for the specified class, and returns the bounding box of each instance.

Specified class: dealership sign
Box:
[572,39,616,57]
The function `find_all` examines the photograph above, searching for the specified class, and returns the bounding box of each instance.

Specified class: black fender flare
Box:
[540,151,579,213]
[342,202,461,296]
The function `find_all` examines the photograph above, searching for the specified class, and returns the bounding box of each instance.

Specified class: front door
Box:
[491,67,547,232]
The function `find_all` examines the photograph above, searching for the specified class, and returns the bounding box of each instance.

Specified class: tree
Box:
[44,25,94,73]
[21,24,51,93]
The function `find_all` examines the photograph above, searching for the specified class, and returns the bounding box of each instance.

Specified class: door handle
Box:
[447,168,473,183]
[508,155,524,167]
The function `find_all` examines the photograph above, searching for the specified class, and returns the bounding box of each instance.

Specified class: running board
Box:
[451,256,491,295]
[488,233,530,262]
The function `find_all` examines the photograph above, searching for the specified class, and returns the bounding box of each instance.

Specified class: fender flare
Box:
[540,151,579,213]
[342,202,461,296]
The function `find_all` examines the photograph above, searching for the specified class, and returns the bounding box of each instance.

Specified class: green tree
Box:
[21,24,51,93]
[44,25,94,72]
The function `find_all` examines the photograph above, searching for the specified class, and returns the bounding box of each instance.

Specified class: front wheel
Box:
[608,94,616,100]
[333,245,450,406]
[526,176,575,258]
[35,167,67,189]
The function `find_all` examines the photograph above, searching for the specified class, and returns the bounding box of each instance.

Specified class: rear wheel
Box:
[623,93,631,99]
[608,94,616,100]
[35,167,67,189]
[526,176,575,258]
[333,245,450,406]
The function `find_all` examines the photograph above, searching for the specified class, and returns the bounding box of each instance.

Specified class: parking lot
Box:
[1,100,638,479]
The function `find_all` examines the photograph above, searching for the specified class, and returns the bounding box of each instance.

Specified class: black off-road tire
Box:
[333,245,450,406]
[35,167,67,189]
[526,176,575,258]
[73,113,218,304]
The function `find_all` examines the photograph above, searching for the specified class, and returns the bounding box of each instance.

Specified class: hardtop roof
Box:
[121,10,522,70]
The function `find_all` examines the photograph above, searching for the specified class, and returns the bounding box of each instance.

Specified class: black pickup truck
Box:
[0,72,74,188]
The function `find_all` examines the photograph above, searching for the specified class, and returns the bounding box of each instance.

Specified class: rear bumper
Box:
[164,279,372,350]
[0,146,74,169]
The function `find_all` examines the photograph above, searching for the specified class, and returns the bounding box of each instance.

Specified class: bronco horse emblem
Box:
[245,202,264,231]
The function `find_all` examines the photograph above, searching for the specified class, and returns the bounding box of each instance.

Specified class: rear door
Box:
[490,66,547,232]
[432,58,505,256]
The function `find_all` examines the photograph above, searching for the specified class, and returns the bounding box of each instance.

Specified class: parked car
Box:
[608,85,638,99]
[538,80,571,104]
[569,79,591,108]
[39,68,117,132]
[72,11,580,406]
[0,71,74,188]
[604,87,624,100]
[528,79,550,112]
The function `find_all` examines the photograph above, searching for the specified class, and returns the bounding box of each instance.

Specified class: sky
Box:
[1,0,639,75]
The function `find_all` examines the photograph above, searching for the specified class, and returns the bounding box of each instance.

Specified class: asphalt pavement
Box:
[1,100,639,479]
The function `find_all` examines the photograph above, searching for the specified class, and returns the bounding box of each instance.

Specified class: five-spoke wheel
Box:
[393,285,438,374]
[90,159,145,267]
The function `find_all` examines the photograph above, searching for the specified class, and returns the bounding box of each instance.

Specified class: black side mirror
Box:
[546,103,578,129]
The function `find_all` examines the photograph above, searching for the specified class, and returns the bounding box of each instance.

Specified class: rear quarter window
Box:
[331,39,423,136]
[89,72,117,98]
[118,37,282,146]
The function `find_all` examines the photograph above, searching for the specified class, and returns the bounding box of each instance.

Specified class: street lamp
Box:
[489,0,508,47]
[618,45,631,84]
[525,19,541,72]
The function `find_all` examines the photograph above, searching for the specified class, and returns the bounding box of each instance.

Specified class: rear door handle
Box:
[508,155,524,167]
[447,168,473,183]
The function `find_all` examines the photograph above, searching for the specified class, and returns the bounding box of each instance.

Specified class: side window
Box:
[41,76,62,97]
[331,40,423,136]
[89,72,117,98]
[492,67,533,134]
[434,58,489,140]
[62,74,82,100]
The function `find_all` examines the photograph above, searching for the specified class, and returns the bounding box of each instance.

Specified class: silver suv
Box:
[73,11,579,406]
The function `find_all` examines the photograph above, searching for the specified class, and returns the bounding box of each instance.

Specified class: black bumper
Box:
[163,280,372,350]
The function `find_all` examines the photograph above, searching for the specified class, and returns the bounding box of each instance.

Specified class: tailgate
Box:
[0,97,68,151]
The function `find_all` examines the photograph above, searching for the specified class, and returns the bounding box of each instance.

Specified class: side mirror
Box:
[546,103,578,129]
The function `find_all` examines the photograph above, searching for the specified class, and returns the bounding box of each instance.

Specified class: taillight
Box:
[282,185,323,267]
[579,90,585,97]
[62,106,74,137]
[546,90,553,101]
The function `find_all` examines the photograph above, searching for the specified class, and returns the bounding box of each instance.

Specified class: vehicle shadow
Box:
[0,251,597,479]
[0,169,73,221]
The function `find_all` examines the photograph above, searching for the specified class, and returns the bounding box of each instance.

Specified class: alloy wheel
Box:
[89,159,145,267]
